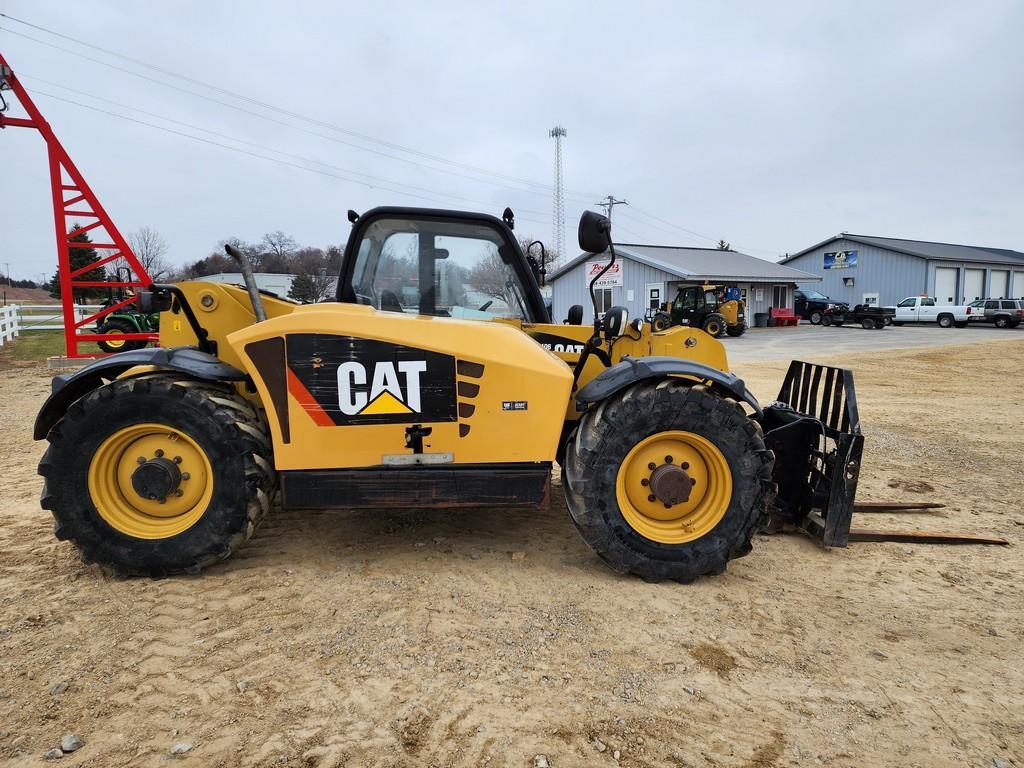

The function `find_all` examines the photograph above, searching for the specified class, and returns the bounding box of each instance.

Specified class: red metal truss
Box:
[1,51,157,357]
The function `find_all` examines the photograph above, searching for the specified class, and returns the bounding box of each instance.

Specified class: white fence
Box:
[0,305,19,347]
[0,303,105,348]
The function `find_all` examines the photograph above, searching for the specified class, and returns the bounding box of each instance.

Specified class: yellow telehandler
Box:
[35,207,871,580]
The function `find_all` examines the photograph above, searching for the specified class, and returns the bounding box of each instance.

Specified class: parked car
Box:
[966,299,1023,328]
[794,289,843,325]
[892,296,973,328]
[821,304,896,329]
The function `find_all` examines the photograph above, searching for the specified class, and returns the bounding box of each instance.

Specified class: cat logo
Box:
[284,334,458,426]
[338,360,426,416]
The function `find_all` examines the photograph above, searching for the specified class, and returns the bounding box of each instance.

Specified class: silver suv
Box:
[967,299,1023,328]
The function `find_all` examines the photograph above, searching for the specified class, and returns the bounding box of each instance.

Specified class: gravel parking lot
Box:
[1,337,1022,767]
[726,322,1023,363]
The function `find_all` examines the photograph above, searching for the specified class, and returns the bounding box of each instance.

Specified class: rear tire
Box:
[938,314,954,328]
[821,315,833,326]
[563,382,774,582]
[861,318,874,330]
[97,318,148,353]
[39,376,275,577]
[873,319,885,329]
[808,310,822,325]
[954,321,968,328]
[995,316,1009,328]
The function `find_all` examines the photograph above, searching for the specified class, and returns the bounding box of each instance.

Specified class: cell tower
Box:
[549,125,567,264]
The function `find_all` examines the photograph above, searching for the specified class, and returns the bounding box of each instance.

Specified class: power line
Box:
[3,26,595,209]
[26,87,553,228]
[19,74,550,218]
[0,12,603,201]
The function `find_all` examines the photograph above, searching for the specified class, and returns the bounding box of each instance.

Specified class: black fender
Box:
[34,347,246,440]
[575,356,762,417]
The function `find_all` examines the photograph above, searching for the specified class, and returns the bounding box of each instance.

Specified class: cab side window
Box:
[920,298,935,307]
[897,298,918,308]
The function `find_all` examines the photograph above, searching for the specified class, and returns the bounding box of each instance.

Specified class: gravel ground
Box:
[0,339,1021,767]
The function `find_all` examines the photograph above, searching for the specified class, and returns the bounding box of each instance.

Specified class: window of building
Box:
[771,285,788,308]
[595,288,614,315]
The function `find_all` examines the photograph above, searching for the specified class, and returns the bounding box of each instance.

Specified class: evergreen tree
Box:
[47,225,108,300]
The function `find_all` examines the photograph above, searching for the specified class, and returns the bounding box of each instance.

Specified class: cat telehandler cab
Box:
[34,206,869,582]
[648,284,747,337]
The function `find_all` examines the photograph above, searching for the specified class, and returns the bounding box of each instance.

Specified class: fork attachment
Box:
[761,360,863,548]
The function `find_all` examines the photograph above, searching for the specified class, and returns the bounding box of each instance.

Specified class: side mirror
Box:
[566,304,584,325]
[603,306,629,340]
[433,248,449,260]
[578,210,611,253]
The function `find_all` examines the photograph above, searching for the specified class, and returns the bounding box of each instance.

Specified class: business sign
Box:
[585,260,623,287]
[824,250,858,270]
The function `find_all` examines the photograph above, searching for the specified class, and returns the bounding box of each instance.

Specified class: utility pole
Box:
[3,262,10,287]
[549,125,567,266]
[595,195,629,226]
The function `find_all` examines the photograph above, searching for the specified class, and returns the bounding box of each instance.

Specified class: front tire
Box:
[861,318,874,330]
[702,313,727,338]
[821,315,833,326]
[809,310,823,325]
[651,312,673,332]
[563,382,774,582]
[39,376,275,577]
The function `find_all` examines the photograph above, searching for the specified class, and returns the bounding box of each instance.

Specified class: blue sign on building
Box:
[823,250,857,270]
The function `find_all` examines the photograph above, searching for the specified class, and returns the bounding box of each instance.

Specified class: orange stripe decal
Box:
[286,368,335,427]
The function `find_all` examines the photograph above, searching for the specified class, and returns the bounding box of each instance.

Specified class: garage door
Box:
[934,267,959,304]
[1015,272,1024,299]
[990,269,1009,299]
[964,268,984,302]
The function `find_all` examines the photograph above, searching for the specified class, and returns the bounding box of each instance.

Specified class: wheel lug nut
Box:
[682,462,690,469]
[691,478,697,485]
[640,478,649,487]
[137,456,147,465]
[647,462,656,470]
[158,497,166,504]
[664,455,673,463]
[647,494,656,502]
[175,489,184,497]
[664,503,672,509]
[155,449,164,458]
[173,456,182,464]
[181,472,191,481]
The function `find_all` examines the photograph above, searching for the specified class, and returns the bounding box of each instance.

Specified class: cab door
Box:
[673,286,701,326]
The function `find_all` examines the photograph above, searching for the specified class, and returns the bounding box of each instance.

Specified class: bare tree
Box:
[287,247,334,303]
[260,231,298,273]
[717,239,732,251]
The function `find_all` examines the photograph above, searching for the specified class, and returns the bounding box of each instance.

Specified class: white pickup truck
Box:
[892,296,973,328]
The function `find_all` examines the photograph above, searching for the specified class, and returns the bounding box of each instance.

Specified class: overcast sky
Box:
[1,0,1022,280]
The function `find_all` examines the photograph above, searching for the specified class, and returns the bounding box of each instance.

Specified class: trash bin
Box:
[754,312,769,328]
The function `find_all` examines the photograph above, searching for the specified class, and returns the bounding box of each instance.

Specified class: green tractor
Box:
[94,267,160,353]
[649,284,747,338]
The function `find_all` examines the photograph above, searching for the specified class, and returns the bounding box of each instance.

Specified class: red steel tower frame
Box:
[0,51,156,357]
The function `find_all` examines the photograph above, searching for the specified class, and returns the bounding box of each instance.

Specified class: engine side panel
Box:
[228,304,574,470]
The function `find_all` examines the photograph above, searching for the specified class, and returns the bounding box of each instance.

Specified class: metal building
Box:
[548,244,819,322]
[779,234,1024,306]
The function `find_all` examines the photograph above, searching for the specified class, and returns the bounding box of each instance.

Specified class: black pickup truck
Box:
[821,304,896,329]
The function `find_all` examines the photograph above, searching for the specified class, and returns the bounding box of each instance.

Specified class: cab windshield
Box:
[348,217,535,322]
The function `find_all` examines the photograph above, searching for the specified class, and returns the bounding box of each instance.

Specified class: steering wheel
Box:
[478,300,493,312]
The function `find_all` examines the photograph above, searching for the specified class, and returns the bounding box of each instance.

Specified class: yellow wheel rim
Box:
[88,423,214,539]
[706,321,722,336]
[103,331,126,350]
[615,430,732,544]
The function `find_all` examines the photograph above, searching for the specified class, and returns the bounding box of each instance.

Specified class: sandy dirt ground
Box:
[0,340,1022,767]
